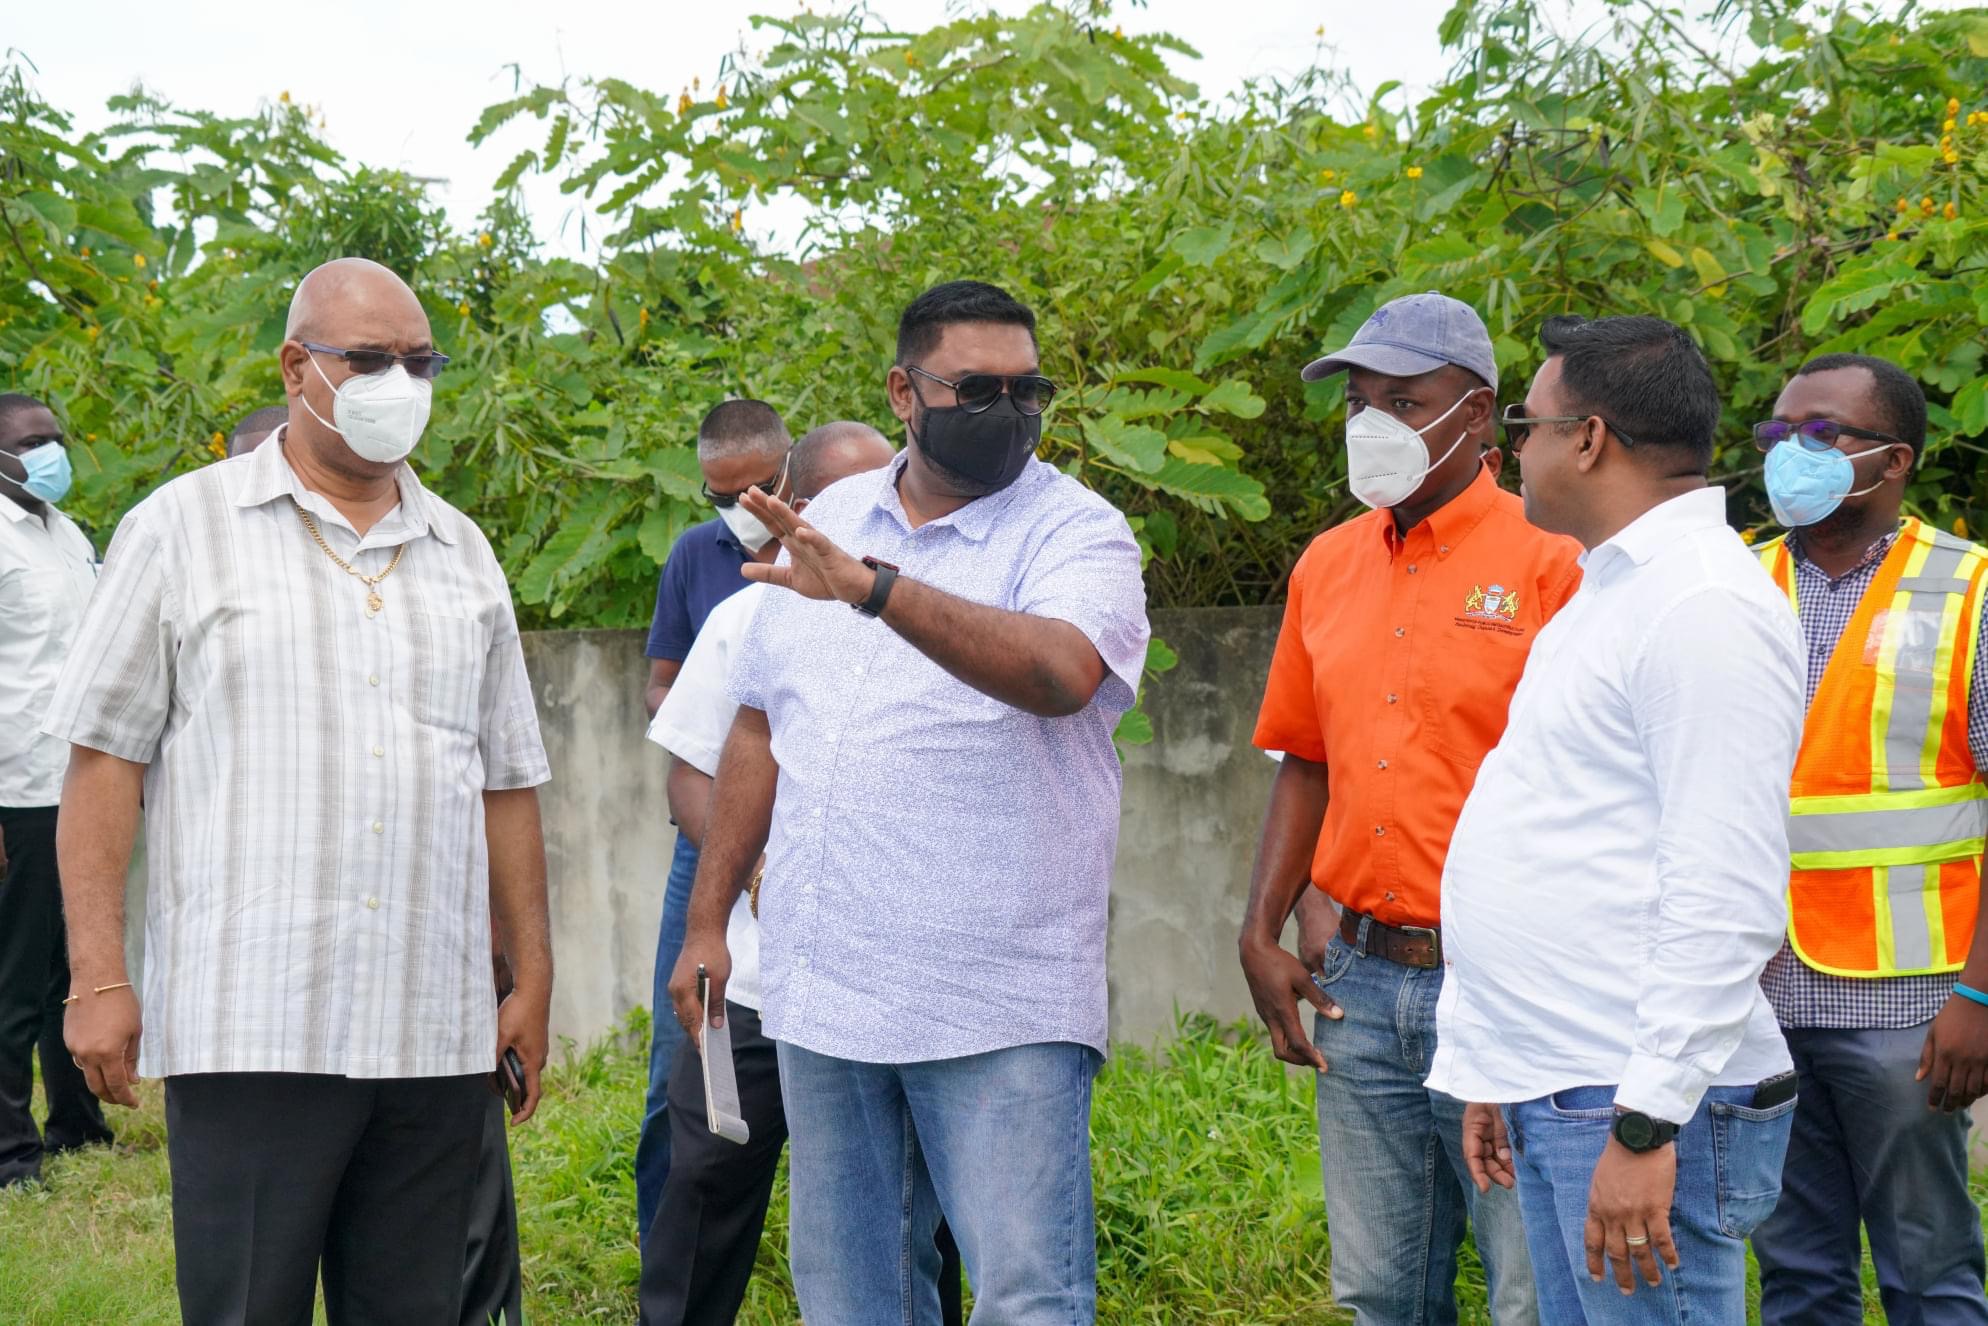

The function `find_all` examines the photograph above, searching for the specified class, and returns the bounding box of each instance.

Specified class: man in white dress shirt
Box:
[0,392,113,1188]
[42,258,554,1326]
[1431,314,1805,1324]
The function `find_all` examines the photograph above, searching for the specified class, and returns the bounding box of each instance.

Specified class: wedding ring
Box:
[1624,1235,1651,1246]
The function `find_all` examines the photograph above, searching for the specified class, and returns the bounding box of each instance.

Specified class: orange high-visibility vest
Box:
[1759,519,1988,977]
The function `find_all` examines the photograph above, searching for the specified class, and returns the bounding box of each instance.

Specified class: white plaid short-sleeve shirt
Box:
[41,433,549,1079]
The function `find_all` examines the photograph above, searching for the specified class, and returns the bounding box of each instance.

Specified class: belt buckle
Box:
[1397,923,1441,970]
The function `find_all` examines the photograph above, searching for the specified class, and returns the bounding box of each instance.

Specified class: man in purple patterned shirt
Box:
[669,280,1149,1324]
[1750,354,1988,1324]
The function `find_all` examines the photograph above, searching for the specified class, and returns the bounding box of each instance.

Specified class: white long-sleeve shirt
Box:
[1426,486,1802,1123]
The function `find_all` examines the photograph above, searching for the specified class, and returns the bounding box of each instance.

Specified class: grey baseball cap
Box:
[1300,291,1498,391]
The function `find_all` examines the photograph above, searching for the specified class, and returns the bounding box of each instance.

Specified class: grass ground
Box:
[0,1014,1962,1323]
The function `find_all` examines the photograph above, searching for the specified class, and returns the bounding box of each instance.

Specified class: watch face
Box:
[1617,1113,1654,1149]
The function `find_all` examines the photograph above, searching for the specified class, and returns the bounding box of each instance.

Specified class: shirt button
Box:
[1386,693,1398,704]
[1440,545,1451,555]
[1385,891,1396,901]
[1407,564,1419,575]
[367,673,380,687]
[371,821,384,835]
[1377,759,1388,770]
[1394,627,1405,638]
[812,807,824,818]
[1374,825,1386,836]
[365,897,380,910]
[371,745,384,758]
[798,955,811,969]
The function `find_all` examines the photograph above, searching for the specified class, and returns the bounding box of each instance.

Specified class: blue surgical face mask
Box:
[1764,439,1891,527]
[6,441,73,504]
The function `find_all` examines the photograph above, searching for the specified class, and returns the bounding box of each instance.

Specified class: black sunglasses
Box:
[300,341,452,381]
[906,366,1057,416]
[1500,404,1639,454]
[1751,419,1903,454]
[703,452,790,509]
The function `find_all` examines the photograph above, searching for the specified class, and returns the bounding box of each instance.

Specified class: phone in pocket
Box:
[1750,1070,1797,1110]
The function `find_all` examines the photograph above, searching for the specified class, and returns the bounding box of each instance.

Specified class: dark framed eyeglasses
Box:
[906,365,1057,416]
[702,452,789,509]
[1500,404,1638,454]
[299,341,452,381]
[1751,418,1903,454]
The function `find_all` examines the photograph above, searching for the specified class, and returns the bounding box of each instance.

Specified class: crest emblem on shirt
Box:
[1463,583,1520,622]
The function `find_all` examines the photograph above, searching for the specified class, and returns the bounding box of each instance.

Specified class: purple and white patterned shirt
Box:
[729,452,1149,1063]
[1760,528,1988,1029]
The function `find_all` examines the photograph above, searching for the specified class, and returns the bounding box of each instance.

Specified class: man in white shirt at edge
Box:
[1431,314,1805,1324]
[640,420,973,1326]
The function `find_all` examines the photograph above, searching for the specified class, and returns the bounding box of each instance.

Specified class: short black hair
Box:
[228,405,290,457]
[1793,353,1928,455]
[1538,314,1720,470]
[0,392,49,430]
[695,399,791,463]
[895,280,1037,366]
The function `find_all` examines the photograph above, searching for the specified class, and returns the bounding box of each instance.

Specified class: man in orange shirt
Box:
[1240,292,1581,1325]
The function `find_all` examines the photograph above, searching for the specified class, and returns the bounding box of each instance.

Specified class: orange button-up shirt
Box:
[1253,466,1583,928]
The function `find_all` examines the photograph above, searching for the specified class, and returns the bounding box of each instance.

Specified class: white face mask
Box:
[301,353,432,465]
[1344,388,1486,510]
[716,502,777,555]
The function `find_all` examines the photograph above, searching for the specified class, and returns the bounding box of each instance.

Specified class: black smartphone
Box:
[497,1047,527,1114]
[1751,1070,1798,1110]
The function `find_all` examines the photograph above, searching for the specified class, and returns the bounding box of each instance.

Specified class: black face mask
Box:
[910,392,1041,496]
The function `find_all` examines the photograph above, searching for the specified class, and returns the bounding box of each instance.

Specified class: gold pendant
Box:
[366,590,383,617]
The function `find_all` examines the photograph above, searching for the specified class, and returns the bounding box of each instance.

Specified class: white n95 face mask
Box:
[716,502,777,555]
[1345,388,1484,510]
[302,353,432,465]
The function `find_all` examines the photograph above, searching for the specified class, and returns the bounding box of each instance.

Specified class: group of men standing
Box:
[1242,292,1988,1325]
[2,250,1986,1326]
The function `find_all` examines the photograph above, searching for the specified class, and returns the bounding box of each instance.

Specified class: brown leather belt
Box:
[1339,908,1442,970]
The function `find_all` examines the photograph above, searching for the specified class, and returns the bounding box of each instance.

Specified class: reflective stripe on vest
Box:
[1759,520,1988,977]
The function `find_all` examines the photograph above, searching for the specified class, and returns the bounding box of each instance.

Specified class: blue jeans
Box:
[1753,1023,1988,1326]
[1503,1083,1795,1325]
[1312,932,1538,1325]
[777,1039,1100,1326]
[635,832,698,1247]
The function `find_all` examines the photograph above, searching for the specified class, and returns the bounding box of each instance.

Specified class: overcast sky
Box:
[7,0,1945,259]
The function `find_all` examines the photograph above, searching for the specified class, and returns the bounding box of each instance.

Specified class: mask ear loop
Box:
[1413,386,1490,477]
[1841,441,1906,500]
[297,349,345,440]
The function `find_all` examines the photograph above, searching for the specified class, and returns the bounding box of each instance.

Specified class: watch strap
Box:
[1612,1109,1679,1152]
[855,557,899,617]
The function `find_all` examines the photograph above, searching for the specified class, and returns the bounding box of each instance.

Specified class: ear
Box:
[1572,416,1607,476]
[279,341,310,399]
[887,366,916,428]
[1883,444,1916,483]
[791,496,811,516]
[1481,446,1505,477]
[1461,386,1495,435]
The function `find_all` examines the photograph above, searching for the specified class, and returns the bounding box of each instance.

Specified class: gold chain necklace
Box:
[295,503,406,617]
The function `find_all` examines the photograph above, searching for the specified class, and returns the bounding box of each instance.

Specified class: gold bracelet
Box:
[63,981,133,1005]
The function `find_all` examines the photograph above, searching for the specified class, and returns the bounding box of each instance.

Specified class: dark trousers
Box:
[0,804,111,1187]
[641,1003,964,1326]
[166,1071,488,1326]
[461,1092,525,1326]
[1754,1023,1988,1325]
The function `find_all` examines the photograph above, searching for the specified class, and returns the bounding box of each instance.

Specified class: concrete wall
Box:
[517,607,1286,1051]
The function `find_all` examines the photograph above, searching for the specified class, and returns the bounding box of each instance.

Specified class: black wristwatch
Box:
[1611,1109,1680,1153]
[854,556,899,618]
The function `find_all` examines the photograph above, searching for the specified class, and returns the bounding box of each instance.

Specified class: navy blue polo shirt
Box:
[645,517,754,662]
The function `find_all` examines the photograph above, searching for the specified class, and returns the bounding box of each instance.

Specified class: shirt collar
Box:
[231,426,456,546]
[870,449,1037,542]
[1786,523,1899,575]
[1380,462,1500,559]
[1584,485,1727,573]
[0,493,36,524]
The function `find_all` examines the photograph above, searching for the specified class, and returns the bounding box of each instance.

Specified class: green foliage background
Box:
[4,0,1987,631]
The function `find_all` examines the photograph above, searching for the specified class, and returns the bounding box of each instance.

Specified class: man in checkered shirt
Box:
[1751,354,1988,1324]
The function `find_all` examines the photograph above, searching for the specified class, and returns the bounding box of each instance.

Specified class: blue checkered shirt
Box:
[1760,530,1988,1028]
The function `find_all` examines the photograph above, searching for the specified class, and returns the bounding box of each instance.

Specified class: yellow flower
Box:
[132,253,146,269]
[1176,110,1189,120]
[477,232,493,249]
[692,76,700,91]
[279,90,291,104]
[457,300,471,315]
[1945,201,1960,220]
[85,433,97,442]
[1113,25,1123,38]
[1319,167,1336,181]
[208,434,228,461]
[79,246,89,258]
[1362,122,1379,139]
[1942,134,1954,151]
[1947,96,1961,117]
[715,85,728,110]
[904,50,917,67]
[1945,150,1960,164]
[1887,230,1900,241]
[1945,118,1958,134]
[86,325,99,339]
[1923,195,1937,212]
[212,431,225,447]
[730,208,743,233]
[1956,516,1971,538]
[1339,189,1358,209]
[1896,196,1910,213]
[1314,24,1324,36]
[1405,165,1423,179]
[639,307,651,328]
[678,90,692,115]
[1739,528,1758,545]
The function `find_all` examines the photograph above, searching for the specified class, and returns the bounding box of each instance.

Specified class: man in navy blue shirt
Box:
[636,398,793,1251]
